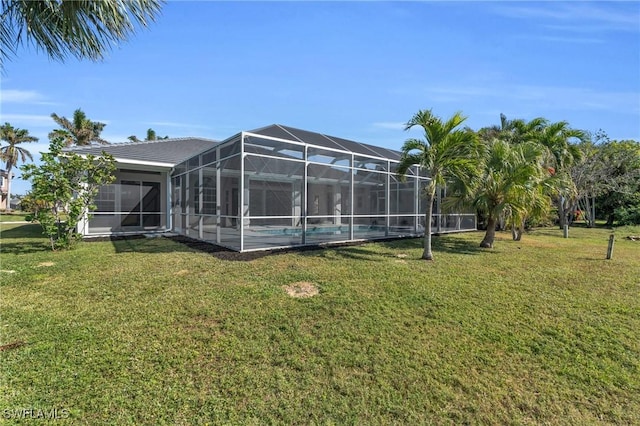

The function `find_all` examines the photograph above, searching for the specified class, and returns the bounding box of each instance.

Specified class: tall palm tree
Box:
[397,109,480,260]
[1,0,163,65]
[0,123,37,209]
[50,109,109,146]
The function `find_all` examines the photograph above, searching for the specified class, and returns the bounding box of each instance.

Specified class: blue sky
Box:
[2,1,639,195]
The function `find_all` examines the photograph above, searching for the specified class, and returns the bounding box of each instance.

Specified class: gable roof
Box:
[64,137,217,167]
[246,124,402,161]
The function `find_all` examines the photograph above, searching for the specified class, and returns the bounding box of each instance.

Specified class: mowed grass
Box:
[1,224,638,424]
[0,212,28,222]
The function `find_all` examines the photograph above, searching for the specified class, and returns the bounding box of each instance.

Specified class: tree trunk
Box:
[515,218,525,241]
[512,218,524,241]
[498,213,506,231]
[557,197,566,229]
[4,167,12,212]
[422,190,435,260]
[606,214,615,227]
[480,216,497,248]
[511,220,524,241]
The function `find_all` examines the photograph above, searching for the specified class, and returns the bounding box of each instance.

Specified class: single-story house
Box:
[1,169,11,210]
[67,124,476,252]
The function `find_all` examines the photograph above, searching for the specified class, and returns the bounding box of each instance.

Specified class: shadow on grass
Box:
[97,235,198,255]
[0,241,50,254]
[382,235,486,255]
[103,235,269,260]
[0,224,44,239]
[300,234,487,261]
[104,232,487,262]
[0,224,51,254]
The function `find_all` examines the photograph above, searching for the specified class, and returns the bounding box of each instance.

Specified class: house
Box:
[0,169,10,210]
[67,124,476,252]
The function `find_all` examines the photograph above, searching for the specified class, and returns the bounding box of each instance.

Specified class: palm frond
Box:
[1,0,163,65]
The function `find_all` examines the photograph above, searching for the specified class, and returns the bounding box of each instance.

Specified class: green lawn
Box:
[1,224,639,424]
[0,212,28,222]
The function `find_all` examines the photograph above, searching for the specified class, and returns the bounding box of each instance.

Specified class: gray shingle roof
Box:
[247,124,402,161]
[64,137,217,166]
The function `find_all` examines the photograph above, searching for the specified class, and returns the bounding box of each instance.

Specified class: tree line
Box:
[397,110,640,259]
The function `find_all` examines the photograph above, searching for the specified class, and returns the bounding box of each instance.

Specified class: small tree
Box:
[20,137,115,250]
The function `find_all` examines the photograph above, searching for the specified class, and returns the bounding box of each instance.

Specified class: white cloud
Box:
[0,89,58,105]
[145,121,210,129]
[518,34,604,44]
[371,121,406,131]
[0,114,54,127]
[494,3,640,33]
[421,84,640,114]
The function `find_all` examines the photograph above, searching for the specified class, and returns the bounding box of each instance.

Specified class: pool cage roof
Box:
[244,124,403,161]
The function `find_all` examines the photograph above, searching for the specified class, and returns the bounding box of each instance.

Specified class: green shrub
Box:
[614,205,640,225]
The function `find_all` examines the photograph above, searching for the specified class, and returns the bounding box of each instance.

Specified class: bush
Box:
[614,205,640,226]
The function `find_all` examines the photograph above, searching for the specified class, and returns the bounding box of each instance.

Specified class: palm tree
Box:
[0,123,38,209]
[476,114,549,236]
[463,139,548,248]
[536,121,587,228]
[1,0,163,65]
[127,128,169,143]
[145,128,169,141]
[397,109,480,260]
[50,109,109,146]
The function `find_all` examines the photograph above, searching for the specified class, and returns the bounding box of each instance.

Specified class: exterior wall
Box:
[84,168,169,235]
[0,171,9,210]
[171,132,476,252]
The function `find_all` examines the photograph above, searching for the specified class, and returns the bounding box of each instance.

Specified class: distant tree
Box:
[0,0,163,66]
[593,140,640,226]
[0,122,38,210]
[21,137,115,250]
[397,109,480,260]
[127,128,168,143]
[477,113,544,146]
[50,109,109,146]
[145,128,169,140]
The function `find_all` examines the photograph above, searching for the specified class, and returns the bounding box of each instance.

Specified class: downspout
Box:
[168,167,175,232]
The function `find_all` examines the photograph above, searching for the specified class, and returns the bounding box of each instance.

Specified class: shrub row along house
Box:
[67,124,476,252]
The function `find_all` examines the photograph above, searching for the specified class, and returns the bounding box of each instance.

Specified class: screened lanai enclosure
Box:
[170,125,476,252]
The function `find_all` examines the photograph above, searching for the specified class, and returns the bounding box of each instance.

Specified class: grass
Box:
[1,224,639,424]
[0,211,28,222]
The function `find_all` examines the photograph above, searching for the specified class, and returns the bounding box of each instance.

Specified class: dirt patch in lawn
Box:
[0,341,26,351]
[37,262,55,267]
[283,281,319,298]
